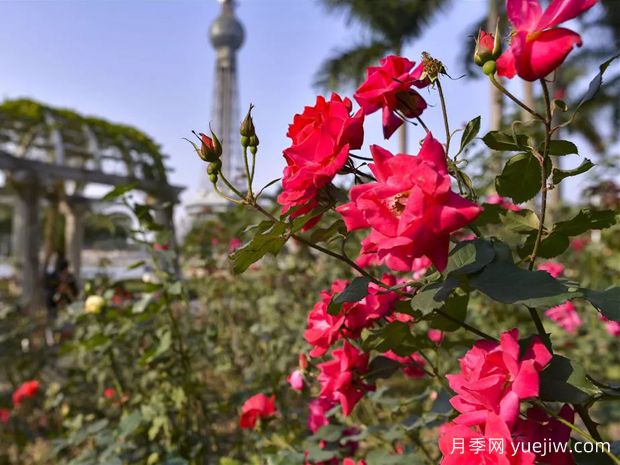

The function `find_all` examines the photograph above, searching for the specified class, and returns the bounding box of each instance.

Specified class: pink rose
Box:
[307,397,334,433]
[497,0,597,81]
[545,301,582,333]
[446,329,551,428]
[317,342,374,416]
[537,261,565,278]
[278,93,364,227]
[239,393,276,429]
[337,134,482,272]
[601,316,620,336]
[384,351,426,379]
[0,408,9,424]
[428,329,444,344]
[355,55,428,139]
[287,369,304,391]
[439,412,536,464]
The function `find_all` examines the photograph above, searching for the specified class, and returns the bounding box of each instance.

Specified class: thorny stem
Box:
[436,80,452,155]
[575,405,605,443]
[488,74,546,121]
[526,78,553,350]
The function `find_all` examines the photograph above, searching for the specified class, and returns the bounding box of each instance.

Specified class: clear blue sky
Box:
[0,0,597,222]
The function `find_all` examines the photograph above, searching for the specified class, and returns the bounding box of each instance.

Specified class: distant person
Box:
[45,256,78,320]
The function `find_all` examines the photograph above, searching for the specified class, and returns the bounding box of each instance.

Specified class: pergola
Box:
[0,98,184,311]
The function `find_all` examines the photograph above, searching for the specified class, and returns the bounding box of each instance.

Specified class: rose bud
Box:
[474,25,501,67]
[240,104,256,141]
[199,128,222,163]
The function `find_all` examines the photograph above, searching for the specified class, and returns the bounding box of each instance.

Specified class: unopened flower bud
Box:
[474,25,502,67]
[250,145,258,155]
[209,173,218,184]
[199,128,222,162]
[482,60,497,76]
[249,135,259,147]
[240,104,256,138]
[240,135,249,147]
[84,295,105,314]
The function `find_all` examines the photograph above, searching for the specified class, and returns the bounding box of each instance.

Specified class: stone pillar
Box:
[11,171,43,311]
[62,199,89,284]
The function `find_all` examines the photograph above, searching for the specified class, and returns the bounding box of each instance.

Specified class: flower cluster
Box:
[304,276,399,357]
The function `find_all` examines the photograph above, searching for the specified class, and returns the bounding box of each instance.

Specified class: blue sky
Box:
[0,0,600,224]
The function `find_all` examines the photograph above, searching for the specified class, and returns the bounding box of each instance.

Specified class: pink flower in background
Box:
[337,134,482,272]
[446,329,551,428]
[153,243,169,251]
[317,342,374,416]
[384,351,427,379]
[0,408,9,424]
[304,277,399,357]
[412,256,432,280]
[545,301,582,333]
[428,329,444,344]
[307,398,334,433]
[287,369,304,391]
[228,237,242,252]
[343,460,367,465]
[570,238,587,251]
[103,388,116,399]
[497,0,597,81]
[439,412,536,464]
[354,55,428,139]
[486,193,522,212]
[278,93,364,226]
[12,380,40,407]
[537,261,565,278]
[601,316,620,336]
[514,404,575,465]
[239,393,276,429]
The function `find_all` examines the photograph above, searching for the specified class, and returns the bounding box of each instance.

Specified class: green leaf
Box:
[362,321,431,356]
[313,424,345,442]
[553,209,617,237]
[540,356,599,404]
[496,152,542,203]
[458,116,481,154]
[552,99,568,112]
[118,411,143,438]
[429,292,468,332]
[410,283,450,312]
[544,140,578,156]
[230,221,287,273]
[583,287,620,321]
[443,239,496,278]
[469,241,582,307]
[574,54,620,114]
[365,356,402,383]
[482,131,529,151]
[552,159,594,184]
[327,276,371,315]
[309,219,345,243]
[500,209,540,234]
[102,183,138,201]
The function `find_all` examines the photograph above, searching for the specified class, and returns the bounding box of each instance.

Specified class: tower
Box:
[209,0,245,184]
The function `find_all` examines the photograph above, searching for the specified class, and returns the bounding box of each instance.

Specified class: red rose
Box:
[239,393,276,429]
[278,93,364,227]
[12,380,40,407]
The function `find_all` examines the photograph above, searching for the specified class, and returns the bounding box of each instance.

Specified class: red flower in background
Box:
[239,393,277,429]
[278,93,364,227]
[446,329,551,429]
[12,380,40,407]
[337,134,482,272]
[308,397,334,433]
[0,408,9,424]
[514,404,575,465]
[486,193,521,212]
[317,342,374,416]
[287,369,304,391]
[384,351,427,379]
[103,388,116,399]
[354,55,428,139]
[497,0,597,81]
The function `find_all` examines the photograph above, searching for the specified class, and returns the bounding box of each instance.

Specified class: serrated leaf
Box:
[496,152,542,203]
[482,131,529,151]
[230,221,287,273]
[458,116,481,154]
[574,54,619,114]
[443,239,496,277]
[544,139,578,156]
[583,287,620,321]
[552,159,594,184]
[429,292,468,332]
[540,356,599,404]
[327,277,370,315]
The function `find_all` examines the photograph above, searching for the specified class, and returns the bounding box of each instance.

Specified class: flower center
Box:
[389,192,410,216]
